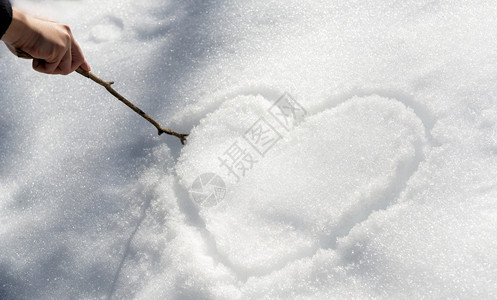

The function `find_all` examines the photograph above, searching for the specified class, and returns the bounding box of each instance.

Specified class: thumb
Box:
[79,60,91,72]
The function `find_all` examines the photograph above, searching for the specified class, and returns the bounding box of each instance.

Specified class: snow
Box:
[1,0,497,298]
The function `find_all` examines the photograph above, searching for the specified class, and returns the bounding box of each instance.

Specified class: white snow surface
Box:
[1,0,497,299]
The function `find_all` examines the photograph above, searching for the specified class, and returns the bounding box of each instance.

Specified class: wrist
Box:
[2,8,30,45]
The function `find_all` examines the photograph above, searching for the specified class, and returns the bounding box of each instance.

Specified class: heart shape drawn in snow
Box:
[176,93,429,278]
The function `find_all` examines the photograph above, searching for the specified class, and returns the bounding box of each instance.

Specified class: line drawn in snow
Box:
[190,92,307,207]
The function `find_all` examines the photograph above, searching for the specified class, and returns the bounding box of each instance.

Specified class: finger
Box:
[5,43,21,57]
[33,58,56,74]
[54,46,73,75]
[70,39,90,72]
[32,42,69,74]
[31,45,64,74]
[32,59,43,71]
[33,56,64,74]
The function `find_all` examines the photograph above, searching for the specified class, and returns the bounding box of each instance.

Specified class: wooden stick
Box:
[15,48,188,145]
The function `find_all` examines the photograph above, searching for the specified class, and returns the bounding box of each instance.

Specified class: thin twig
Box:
[15,48,188,145]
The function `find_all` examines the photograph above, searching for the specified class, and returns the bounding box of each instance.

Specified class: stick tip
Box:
[179,134,188,145]
[158,128,188,145]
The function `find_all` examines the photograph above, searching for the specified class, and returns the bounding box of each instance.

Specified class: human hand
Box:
[1,8,90,75]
